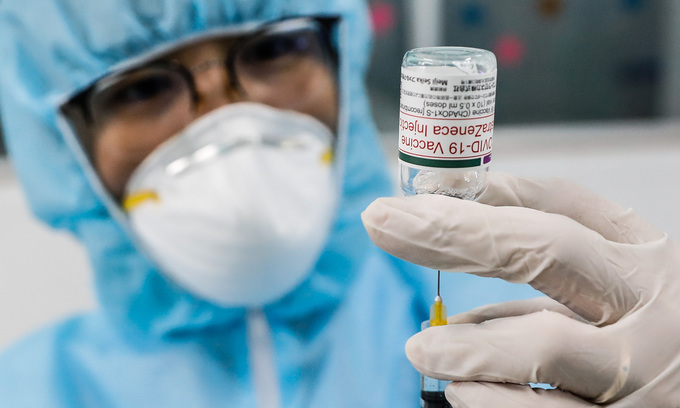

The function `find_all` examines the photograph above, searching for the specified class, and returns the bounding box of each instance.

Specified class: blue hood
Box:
[0,0,392,337]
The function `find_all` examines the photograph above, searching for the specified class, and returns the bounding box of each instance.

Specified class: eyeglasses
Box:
[63,16,338,147]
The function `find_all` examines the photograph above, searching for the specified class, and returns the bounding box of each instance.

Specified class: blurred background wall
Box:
[365,0,675,131]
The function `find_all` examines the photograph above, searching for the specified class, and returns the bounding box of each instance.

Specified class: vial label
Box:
[399,67,497,169]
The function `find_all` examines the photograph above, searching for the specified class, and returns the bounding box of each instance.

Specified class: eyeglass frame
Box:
[61,15,341,155]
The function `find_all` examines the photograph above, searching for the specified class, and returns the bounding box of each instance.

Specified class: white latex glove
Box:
[361,172,680,407]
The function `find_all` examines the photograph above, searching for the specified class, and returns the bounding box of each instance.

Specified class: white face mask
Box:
[122,103,338,307]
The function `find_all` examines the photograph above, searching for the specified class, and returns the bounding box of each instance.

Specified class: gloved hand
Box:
[361,172,680,407]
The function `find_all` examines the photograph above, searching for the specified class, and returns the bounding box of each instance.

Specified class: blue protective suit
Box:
[0,0,539,406]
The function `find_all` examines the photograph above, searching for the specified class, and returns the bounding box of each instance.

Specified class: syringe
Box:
[429,270,447,327]
[420,271,451,408]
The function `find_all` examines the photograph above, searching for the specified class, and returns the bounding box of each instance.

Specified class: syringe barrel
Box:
[419,320,452,408]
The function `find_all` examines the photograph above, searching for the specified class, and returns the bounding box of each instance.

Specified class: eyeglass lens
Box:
[87,20,333,131]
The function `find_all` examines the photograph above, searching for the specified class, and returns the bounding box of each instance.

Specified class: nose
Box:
[191,59,244,115]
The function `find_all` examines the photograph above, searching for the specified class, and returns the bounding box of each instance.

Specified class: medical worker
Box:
[363,174,680,407]
[0,0,538,407]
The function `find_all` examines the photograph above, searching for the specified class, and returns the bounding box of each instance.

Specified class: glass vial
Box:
[399,47,497,199]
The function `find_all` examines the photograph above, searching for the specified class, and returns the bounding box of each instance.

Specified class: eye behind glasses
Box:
[236,20,328,67]
[88,63,195,126]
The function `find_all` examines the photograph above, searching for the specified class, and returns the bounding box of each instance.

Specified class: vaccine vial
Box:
[399,47,497,199]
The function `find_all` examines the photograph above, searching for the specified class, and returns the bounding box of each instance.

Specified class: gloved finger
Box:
[479,172,664,244]
[448,297,581,324]
[406,310,627,402]
[362,195,638,324]
[445,382,597,408]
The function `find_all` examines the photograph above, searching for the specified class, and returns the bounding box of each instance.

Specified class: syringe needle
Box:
[429,270,447,327]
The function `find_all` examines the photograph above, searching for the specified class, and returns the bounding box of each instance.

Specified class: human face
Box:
[65,18,339,199]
